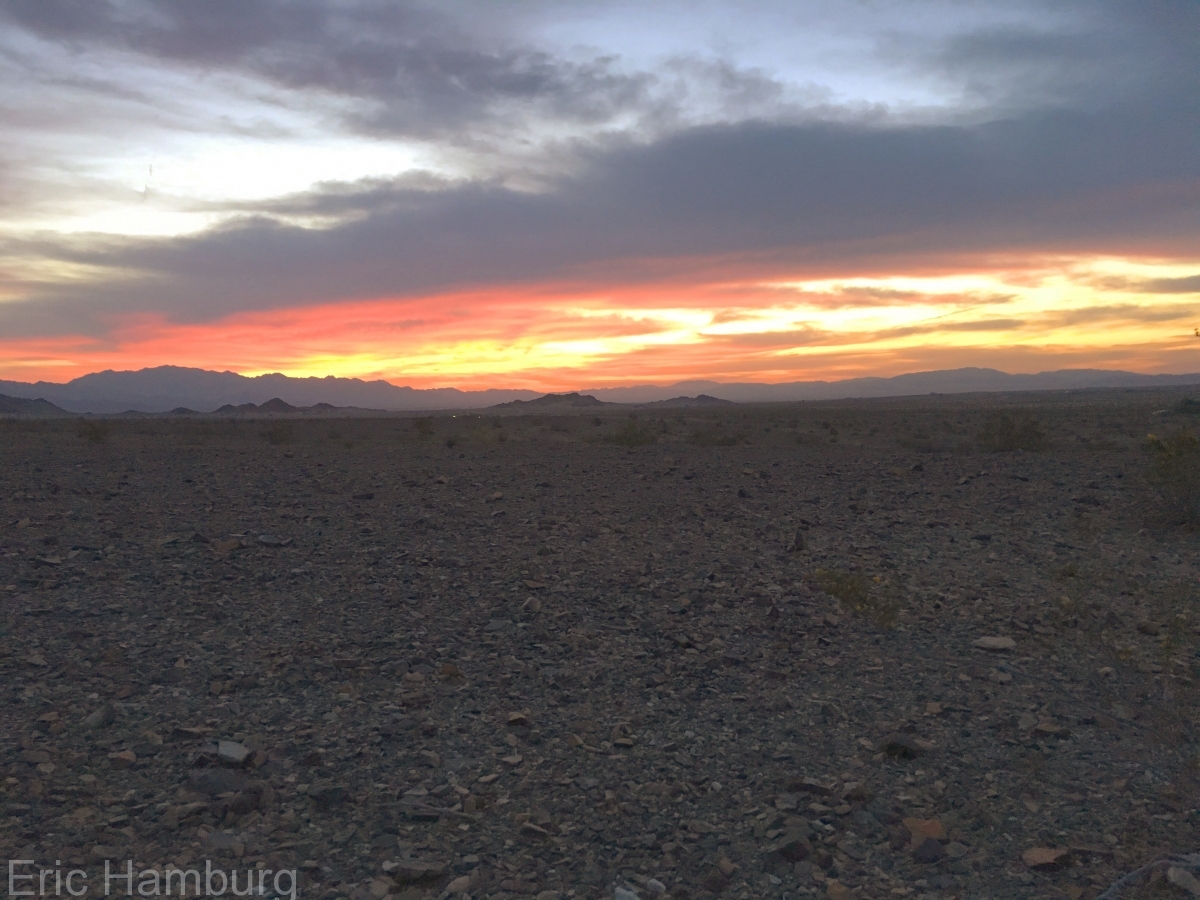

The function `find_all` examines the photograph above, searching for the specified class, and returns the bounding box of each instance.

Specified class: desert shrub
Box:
[605,422,657,447]
[445,436,458,448]
[474,424,508,444]
[976,412,1048,451]
[690,426,747,446]
[412,417,434,439]
[468,426,498,445]
[262,422,293,445]
[75,419,109,444]
[812,568,899,628]
[1173,397,1200,417]
[1146,429,1200,526]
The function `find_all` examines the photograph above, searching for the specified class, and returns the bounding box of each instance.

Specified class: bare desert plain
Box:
[2,388,1199,900]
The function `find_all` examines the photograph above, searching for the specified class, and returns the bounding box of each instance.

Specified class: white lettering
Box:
[227,871,254,897]
[105,860,133,896]
[137,870,161,897]
[274,870,297,900]
[204,861,226,897]
[10,861,36,897]
[163,868,199,897]
[65,870,88,897]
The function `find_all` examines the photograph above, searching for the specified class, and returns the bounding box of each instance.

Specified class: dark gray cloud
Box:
[2,67,1196,340]
[1042,303,1197,328]
[882,317,1027,340]
[1085,273,1200,294]
[0,0,1195,342]
[1138,275,1200,294]
[907,0,1199,110]
[0,1,672,139]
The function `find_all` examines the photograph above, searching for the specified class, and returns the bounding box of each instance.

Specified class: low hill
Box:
[491,392,607,409]
[0,393,70,417]
[643,394,737,408]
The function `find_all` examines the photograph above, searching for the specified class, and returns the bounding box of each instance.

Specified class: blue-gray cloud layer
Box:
[0,0,1196,337]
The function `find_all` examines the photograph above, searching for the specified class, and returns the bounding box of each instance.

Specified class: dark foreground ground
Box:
[2,389,1199,900]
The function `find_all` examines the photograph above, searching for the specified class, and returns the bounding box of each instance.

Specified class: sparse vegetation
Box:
[1173,397,1200,417]
[604,421,658,447]
[812,568,899,628]
[75,419,109,444]
[262,422,293,445]
[976,411,1048,451]
[689,425,747,446]
[468,425,506,445]
[413,417,434,440]
[1146,428,1200,526]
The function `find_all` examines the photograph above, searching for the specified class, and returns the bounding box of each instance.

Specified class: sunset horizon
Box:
[1,2,1196,389]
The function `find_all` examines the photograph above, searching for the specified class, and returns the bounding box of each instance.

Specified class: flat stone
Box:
[385,859,447,884]
[190,769,251,796]
[903,817,946,843]
[1022,847,1070,870]
[82,704,115,730]
[973,636,1016,651]
[108,749,136,768]
[203,831,244,853]
[217,740,251,767]
[1168,867,1200,896]
[946,842,969,859]
[787,776,832,795]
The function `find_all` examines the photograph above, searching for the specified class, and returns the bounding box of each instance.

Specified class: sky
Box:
[0,0,1196,389]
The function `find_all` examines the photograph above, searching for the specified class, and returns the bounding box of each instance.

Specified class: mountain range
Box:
[0,366,1198,414]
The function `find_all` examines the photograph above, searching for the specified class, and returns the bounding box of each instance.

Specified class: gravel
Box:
[1,392,1198,900]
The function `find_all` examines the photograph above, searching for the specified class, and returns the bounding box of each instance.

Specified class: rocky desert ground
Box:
[2,388,1199,900]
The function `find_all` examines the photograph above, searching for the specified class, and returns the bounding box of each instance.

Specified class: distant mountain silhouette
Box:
[643,394,737,408]
[492,392,607,409]
[584,369,1200,404]
[211,398,323,415]
[0,393,69,417]
[0,366,539,413]
[0,365,1197,414]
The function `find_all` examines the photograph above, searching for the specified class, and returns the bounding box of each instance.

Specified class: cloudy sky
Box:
[0,0,1196,388]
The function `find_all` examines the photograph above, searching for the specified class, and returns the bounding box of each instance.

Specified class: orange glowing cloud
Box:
[0,256,1196,389]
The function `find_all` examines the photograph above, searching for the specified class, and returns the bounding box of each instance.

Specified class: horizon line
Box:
[5,362,1200,393]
